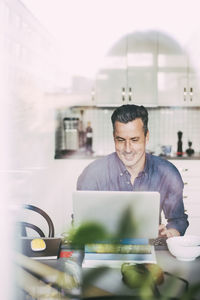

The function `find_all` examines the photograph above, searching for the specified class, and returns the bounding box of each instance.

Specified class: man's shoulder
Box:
[149,153,174,165]
[148,154,180,173]
[77,152,117,190]
[147,154,183,190]
[82,152,117,171]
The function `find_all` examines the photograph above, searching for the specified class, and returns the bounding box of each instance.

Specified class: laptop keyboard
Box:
[149,237,168,250]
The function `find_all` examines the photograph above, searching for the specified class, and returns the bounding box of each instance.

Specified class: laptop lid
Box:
[73,191,160,239]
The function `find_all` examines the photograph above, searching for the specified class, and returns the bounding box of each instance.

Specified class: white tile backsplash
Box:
[149,107,200,155]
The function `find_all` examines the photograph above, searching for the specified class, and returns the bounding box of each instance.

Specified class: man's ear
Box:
[146,130,149,143]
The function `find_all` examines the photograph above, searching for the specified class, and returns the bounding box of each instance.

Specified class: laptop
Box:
[72,191,160,268]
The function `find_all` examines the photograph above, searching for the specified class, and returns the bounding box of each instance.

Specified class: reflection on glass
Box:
[102,56,127,69]
[128,53,153,67]
[158,54,187,68]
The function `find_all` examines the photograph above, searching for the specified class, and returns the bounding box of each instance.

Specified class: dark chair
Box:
[20,204,55,238]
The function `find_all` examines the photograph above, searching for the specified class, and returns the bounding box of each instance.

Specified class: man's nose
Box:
[124,141,131,152]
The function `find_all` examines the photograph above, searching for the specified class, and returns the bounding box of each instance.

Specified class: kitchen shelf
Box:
[162,155,200,160]
[55,152,200,160]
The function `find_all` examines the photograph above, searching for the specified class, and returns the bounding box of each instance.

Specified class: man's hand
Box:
[159,224,180,238]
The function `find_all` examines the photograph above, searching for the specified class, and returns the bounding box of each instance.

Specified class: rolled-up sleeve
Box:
[162,169,189,235]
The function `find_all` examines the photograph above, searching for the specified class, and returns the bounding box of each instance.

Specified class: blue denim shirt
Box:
[77,152,189,235]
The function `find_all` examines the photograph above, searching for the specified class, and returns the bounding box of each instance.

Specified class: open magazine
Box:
[83,239,157,268]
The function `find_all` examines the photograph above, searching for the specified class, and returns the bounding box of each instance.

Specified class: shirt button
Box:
[120,173,123,176]
[127,181,130,185]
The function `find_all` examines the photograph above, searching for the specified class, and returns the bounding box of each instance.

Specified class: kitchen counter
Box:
[55,151,200,160]
[55,149,103,160]
[161,155,200,160]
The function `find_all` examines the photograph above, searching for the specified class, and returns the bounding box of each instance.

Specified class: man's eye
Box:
[116,138,124,142]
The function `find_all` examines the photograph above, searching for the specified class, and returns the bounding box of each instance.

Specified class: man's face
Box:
[113,118,149,169]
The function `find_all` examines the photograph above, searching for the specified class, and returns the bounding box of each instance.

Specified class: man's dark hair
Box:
[111,104,149,136]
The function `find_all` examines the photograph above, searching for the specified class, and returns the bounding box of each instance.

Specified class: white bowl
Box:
[166,235,200,261]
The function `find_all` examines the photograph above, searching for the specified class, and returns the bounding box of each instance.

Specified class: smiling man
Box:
[77,104,189,237]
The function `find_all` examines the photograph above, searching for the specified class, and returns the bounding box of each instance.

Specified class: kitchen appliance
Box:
[63,117,79,151]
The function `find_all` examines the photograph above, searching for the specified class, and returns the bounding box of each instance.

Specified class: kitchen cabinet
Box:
[185,33,200,106]
[187,72,200,106]
[95,31,158,106]
[42,1,200,109]
[157,32,200,107]
[95,29,200,107]
[168,160,200,235]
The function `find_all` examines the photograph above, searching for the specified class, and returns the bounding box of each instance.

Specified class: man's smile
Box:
[123,153,135,161]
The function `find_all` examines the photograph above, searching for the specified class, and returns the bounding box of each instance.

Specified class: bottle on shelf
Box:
[85,121,93,155]
[186,141,195,157]
[177,131,183,157]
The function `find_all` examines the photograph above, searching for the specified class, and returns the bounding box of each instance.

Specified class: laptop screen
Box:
[73,191,160,239]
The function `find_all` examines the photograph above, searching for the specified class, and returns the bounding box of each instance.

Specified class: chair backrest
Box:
[20,204,55,238]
